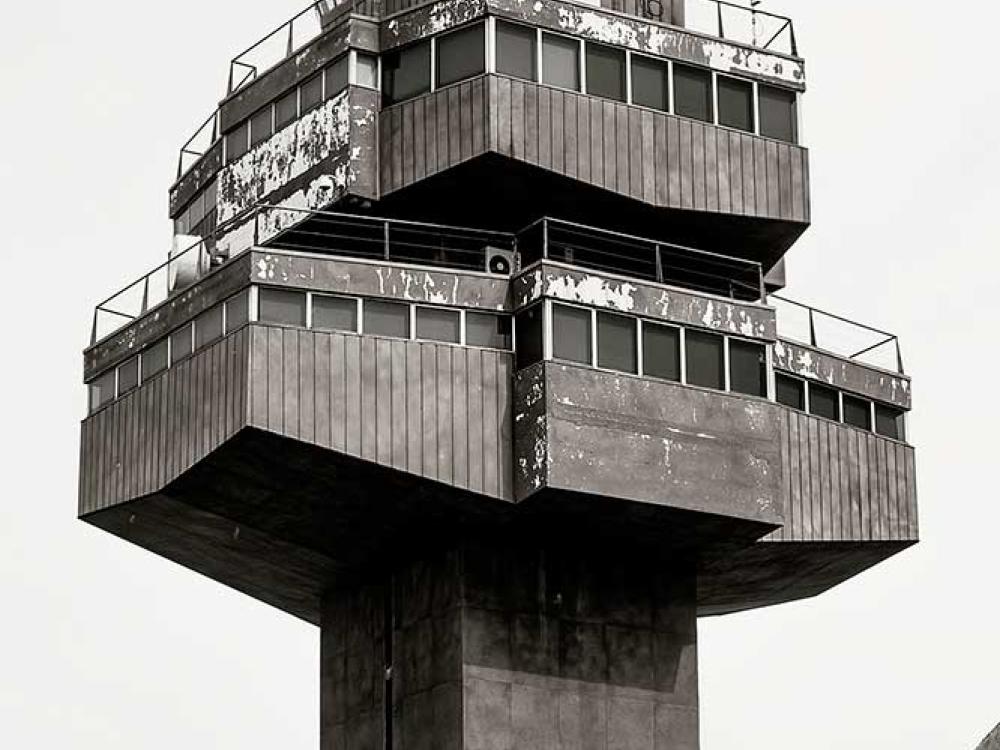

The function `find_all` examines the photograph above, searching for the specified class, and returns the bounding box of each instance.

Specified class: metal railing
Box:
[685,0,797,56]
[769,295,904,374]
[176,109,221,180]
[516,217,766,302]
[227,0,372,96]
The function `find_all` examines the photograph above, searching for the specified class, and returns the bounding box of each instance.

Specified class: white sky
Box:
[1,0,997,747]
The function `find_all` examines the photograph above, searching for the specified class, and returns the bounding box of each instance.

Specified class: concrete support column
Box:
[321,539,699,750]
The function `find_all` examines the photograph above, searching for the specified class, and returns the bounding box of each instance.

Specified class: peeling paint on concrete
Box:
[384,0,488,47]
[218,92,352,225]
[773,339,911,409]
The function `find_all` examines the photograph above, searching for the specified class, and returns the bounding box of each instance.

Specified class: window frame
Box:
[434,21,487,90]
[540,30,583,92]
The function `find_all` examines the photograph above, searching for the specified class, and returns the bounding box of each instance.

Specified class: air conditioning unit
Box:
[168,234,207,295]
[485,247,516,276]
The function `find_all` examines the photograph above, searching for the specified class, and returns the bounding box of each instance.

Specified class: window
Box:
[515,305,543,370]
[597,311,636,373]
[466,311,512,350]
[759,84,797,143]
[364,299,410,338]
[809,383,839,421]
[301,73,324,113]
[842,394,872,431]
[382,40,431,106]
[225,290,250,332]
[875,404,905,441]
[313,295,357,332]
[728,339,767,397]
[170,323,193,363]
[775,373,805,410]
[195,305,224,349]
[552,304,591,364]
[275,89,298,130]
[496,21,536,81]
[586,43,625,102]
[436,23,485,88]
[259,288,306,326]
[673,64,712,123]
[326,56,348,98]
[250,106,273,147]
[717,75,754,132]
[631,55,669,112]
[225,122,249,163]
[685,330,724,389]
[117,357,139,396]
[355,53,379,89]
[143,339,169,380]
[416,306,460,343]
[642,322,680,381]
[542,33,580,91]
[89,370,115,413]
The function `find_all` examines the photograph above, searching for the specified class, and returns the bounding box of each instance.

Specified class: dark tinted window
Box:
[685,330,724,389]
[142,339,169,379]
[843,394,872,431]
[515,305,544,370]
[170,323,193,363]
[313,295,357,332]
[195,305,224,349]
[226,122,249,163]
[729,339,766,397]
[673,64,712,122]
[466,312,512,350]
[586,43,625,102]
[356,53,379,89]
[275,89,298,130]
[436,23,485,88]
[552,304,591,364]
[542,33,580,91]
[759,84,797,143]
[875,404,905,441]
[416,306,460,343]
[364,300,410,338]
[118,357,139,395]
[250,106,273,147]
[225,290,250,332]
[383,41,431,106]
[497,21,536,81]
[775,373,805,410]
[325,56,348,98]
[300,73,324,113]
[631,55,668,111]
[596,311,636,373]
[809,383,839,421]
[718,75,754,132]
[259,288,306,326]
[89,370,116,413]
[642,322,680,381]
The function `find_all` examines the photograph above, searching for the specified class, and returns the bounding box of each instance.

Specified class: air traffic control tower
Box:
[79,1,918,747]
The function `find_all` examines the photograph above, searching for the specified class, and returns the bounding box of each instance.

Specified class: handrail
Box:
[768,294,904,374]
[176,108,221,180]
[686,0,797,56]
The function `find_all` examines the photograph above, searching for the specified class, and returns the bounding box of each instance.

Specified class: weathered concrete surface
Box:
[252,251,510,309]
[515,362,784,527]
[773,339,911,409]
[382,0,804,89]
[976,722,1000,750]
[321,541,699,750]
[170,140,223,219]
[514,261,776,340]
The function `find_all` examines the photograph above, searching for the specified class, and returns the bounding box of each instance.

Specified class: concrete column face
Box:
[321,542,699,750]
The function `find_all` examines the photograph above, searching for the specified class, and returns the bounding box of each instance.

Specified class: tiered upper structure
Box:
[80,2,916,748]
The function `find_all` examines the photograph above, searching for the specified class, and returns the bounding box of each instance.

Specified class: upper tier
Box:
[170,0,807,268]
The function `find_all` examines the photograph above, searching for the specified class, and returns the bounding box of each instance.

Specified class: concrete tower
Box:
[80,1,917,748]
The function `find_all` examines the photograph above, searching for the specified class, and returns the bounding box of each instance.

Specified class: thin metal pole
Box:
[542,219,549,260]
[808,309,817,347]
[383,222,391,260]
[655,244,663,283]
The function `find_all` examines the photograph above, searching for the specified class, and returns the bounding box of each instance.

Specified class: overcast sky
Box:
[1,0,997,747]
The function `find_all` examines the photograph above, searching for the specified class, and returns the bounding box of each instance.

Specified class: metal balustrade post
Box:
[655,244,664,283]
[808,308,817,347]
[542,219,549,260]
[896,340,905,375]
[384,222,391,260]
[141,277,149,315]
[717,1,725,39]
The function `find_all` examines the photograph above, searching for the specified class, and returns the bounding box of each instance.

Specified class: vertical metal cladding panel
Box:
[767,410,917,542]
[246,325,513,500]
[79,329,251,515]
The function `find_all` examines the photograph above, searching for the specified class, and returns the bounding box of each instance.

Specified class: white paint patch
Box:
[545,272,636,312]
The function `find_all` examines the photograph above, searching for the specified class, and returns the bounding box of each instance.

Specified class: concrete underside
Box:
[82,428,910,624]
